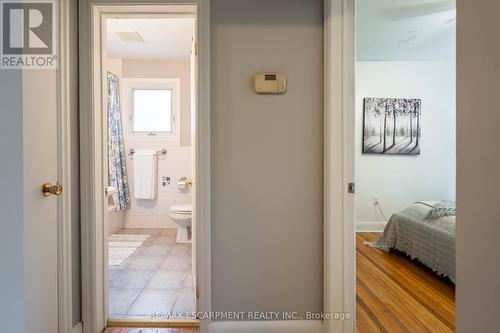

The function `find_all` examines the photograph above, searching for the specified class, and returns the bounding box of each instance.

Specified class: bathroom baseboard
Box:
[124,220,177,229]
[207,320,322,333]
[356,221,387,232]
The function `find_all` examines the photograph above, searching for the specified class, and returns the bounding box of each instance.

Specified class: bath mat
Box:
[108,234,150,266]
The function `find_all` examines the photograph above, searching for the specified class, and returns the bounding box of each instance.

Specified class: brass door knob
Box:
[42,183,63,197]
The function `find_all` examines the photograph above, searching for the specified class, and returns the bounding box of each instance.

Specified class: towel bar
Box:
[128,148,167,156]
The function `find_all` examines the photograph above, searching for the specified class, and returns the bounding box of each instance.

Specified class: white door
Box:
[23,71,60,332]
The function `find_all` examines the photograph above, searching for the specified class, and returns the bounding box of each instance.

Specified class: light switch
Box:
[161,176,171,187]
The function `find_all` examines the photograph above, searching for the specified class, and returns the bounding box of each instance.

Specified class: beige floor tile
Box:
[127,289,177,316]
[152,236,177,246]
[109,269,155,289]
[128,255,164,270]
[146,270,186,290]
[141,244,173,257]
[160,254,190,271]
[109,288,142,316]
[171,287,196,314]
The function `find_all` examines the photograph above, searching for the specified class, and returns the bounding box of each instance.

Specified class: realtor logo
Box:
[1,0,57,69]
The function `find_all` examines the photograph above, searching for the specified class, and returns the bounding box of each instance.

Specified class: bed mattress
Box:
[371,201,456,282]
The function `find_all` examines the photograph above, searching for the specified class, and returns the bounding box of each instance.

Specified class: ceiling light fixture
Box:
[114,30,144,43]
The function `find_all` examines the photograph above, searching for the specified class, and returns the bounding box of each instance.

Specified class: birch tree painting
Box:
[362,98,421,155]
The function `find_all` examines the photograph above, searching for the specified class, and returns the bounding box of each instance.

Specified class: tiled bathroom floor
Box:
[108,229,195,320]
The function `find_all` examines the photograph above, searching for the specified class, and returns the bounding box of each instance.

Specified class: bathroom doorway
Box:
[100,6,198,325]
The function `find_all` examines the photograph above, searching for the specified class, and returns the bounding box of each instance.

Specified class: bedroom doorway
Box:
[354,1,457,332]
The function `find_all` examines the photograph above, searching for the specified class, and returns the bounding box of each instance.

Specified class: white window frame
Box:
[121,78,181,145]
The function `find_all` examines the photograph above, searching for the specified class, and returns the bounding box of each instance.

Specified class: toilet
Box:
[169,204,192,243]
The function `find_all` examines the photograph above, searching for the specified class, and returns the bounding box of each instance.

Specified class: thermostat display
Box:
[254,73,287,94]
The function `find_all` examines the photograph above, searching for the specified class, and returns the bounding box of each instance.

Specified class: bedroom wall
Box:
[456,0,500,331]
[211,0,324,317]
[355,60,456,229]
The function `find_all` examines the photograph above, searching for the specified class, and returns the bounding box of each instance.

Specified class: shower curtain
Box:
[107,71,130,210]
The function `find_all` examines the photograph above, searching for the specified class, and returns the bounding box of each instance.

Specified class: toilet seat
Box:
[170,204,192,215]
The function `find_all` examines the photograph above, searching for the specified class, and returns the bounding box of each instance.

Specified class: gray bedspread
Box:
[371,201,456,282]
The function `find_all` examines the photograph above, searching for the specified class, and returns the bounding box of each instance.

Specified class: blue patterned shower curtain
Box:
[107,72,130,210]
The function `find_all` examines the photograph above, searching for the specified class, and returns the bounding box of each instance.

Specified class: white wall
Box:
[119,59,192,229]
[355,61,456,227]
[105,58,122,77]
[122,59,191,146]
[456,0,500,331]
[123,145,192,229]
[102,58,193,230]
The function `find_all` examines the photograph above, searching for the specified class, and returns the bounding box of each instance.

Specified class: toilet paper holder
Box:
[176,177,192,190]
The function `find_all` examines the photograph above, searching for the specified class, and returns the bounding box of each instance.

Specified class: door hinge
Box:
[196,286,200,299]
[348,182,355,194]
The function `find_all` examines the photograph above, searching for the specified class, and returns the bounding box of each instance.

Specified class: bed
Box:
[370,201,456,283]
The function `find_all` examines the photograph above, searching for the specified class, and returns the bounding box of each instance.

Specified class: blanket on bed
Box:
[370,201,456,282]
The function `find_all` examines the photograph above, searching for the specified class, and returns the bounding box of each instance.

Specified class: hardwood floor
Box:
[356,232,455,333]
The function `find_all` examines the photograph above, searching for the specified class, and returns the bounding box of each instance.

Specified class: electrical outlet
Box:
[373,197,381,206]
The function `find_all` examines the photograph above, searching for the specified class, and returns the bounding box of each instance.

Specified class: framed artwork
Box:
[362,98,421,155]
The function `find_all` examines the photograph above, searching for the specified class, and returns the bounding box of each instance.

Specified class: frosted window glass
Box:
[132,89,172,132]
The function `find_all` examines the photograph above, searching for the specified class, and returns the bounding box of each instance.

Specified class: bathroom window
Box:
[122,78,181,144]
[132,89,172,133]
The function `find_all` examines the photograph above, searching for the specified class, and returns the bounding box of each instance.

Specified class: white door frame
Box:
[323,1,356,333]
[79,2,207,332]
[76,1,355,333]
[57,0,78,332]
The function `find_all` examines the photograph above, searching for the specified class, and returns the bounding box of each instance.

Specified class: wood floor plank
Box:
[357,259,442,333]
[356,237,455,327]
[356,232,455,333]
[356,295,387,333]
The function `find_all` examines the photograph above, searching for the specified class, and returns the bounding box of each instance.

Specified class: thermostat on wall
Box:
[254,73,287,94]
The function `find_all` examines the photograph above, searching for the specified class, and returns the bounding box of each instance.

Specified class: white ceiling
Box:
[106,18,195,60]
[357,0,456,61]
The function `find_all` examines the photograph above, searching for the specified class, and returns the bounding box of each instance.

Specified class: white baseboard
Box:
[207,320,322,333]
[72,322,83,333]
[124,215,178,229]
[356,221,387,232]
